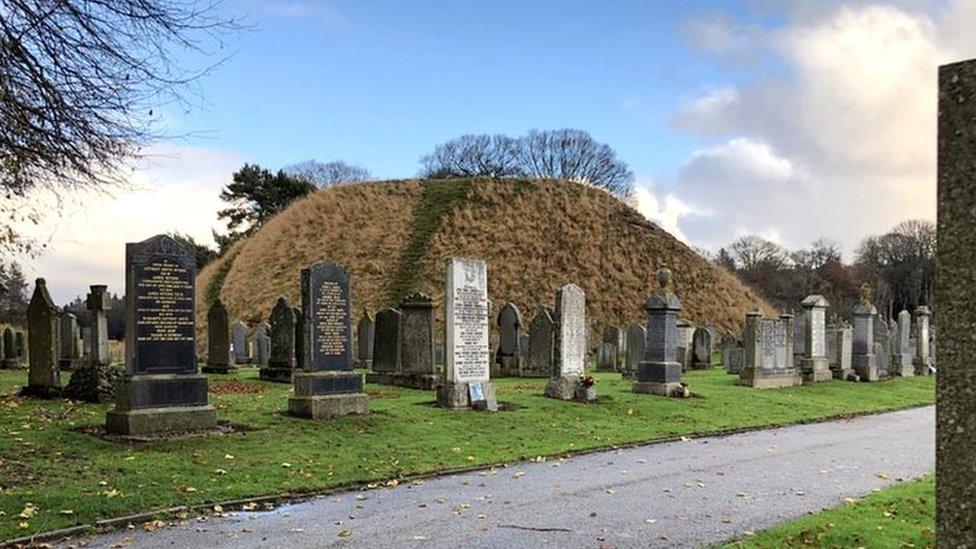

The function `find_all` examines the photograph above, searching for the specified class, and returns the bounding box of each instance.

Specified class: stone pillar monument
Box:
[852,284,879,382]
[23,278,61,398]
[107,235,216,435]
[912,305,931,376]
[800,295,831,382]
[891,309,915,377]
[86,285,110,366]
[438,258,495,409]
[545,283,586,400]
[633,268,687,397]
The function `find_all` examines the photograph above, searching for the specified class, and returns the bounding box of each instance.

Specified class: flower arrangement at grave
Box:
[574,373,598,402]
[579,374,596,388]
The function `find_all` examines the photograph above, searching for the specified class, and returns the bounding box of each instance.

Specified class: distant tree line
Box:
[63,293,127,340]
[711,219,936,320]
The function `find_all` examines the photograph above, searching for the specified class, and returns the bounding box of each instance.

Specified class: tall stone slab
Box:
[293,306,305,371]
[873,315,891,378]
[494,302,523,377]
[59,312,83,371]
[596,342,617,371]
[438,258,494,409]
[545,283,586,400]
[2,327,20,369]
[852,285,879,382]
[739,311,801,389]
[261,297,296,382]
[800,295,831,382]
[690,327,713,369]
[624,323,645,379]
[231,321,250,364]
[356,309,375,370]
[912,305,932,376]
[633,268,688,397]
[524,309,554,378]
[289,261,369,419]
[675,320,694,371]
[15,331,26,361]
[935,58,976,548]
[827,325,855,380]
[22,279,61,398]
[202,299,235,374]
[391,293,439,389]
[86,285,110,366]
[107,235,216,435]
[602,325,622,370]
[255,323,271,368]
[367,308,401,384]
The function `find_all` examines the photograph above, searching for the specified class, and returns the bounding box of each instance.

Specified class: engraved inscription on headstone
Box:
[301,261,351,371]
[446,258,489,383]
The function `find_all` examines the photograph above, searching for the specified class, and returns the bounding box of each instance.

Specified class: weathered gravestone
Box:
[22,278,61,398]
[1,327,20,369]
[293,306,305,370]
[232,321,250,365]
[725,347,744,375]
[106,235,216,435]
[366,308,401,384]
[59,312,82,371]
[545,283,586,400]
[690,327,713,369]
[852,285,879,382]
[912,305,931,376]
[890,309,914,377]
[873,315,891,378]
[86,285,110,366]
[793,311,806,368]
[602,325,622,369]
[624,323,645,379]
[288,261,369,419]
[517,333,530,374]
[524,308,554,378]
[254,322,271,368]
[596,342,617,371]
[827,324,855,380]
[739,311,801,388]
[494,302,523,377]
[633,268,688,396]
[800,295,831,382]
[356,309,375,370]
[81,327,92,359]
[203,299,235,374]
[398,293,439,389]
[261,297,296,382]
[675,320,694,371]
[437,258,494,409]
[15,331,26,361]
[935,58,976,547]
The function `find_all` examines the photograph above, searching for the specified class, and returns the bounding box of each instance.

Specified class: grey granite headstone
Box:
[231,321,250,364]
[873,315,891,378]
[690,327,713,369]
[545,283,587,400]
[261,297,296,382]
[675,320,694,371]
[86,285,110,366]
[106,234,216,435]
[289,260,369,419]
[624,323,646,379]
[356,309,375,369]
[827,325,854,380]
[852,285,879,382]
[438,258,494,409]
[800,295,831,382]
[22,278,61,398]
[369,308,401,379]
[793,311,806,368]
[912,305,931,376]
[739,311,801,388]
[59,312,82,371]
[398,292,439,389]
[725,347,744,374]
[633,268,687,397]
[495,302,523,376]
[525,308,554,378]
[202,299,235,374]
[596,342,617,371]
[890,309,914,377]
[255,323,271,368]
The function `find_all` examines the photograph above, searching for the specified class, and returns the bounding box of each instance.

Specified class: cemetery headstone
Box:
[545,283,586,400]
[739,311,802,388]
[86,285,110,366]
[59,312,82,371]
[494,302,523,377]
[800,295,831,382]
[873,315,891,378]
[356,309,375,370]
[852,285,880,382]
[827,324,855,380]
[22,278,61,398]
[517,333,530,374]
[624,323,646,379]
[81,327,92,359]
[255,322,271,368]
[690,327,713,369]
[398,292,439,389]
[912,305,931,376]
[15,331,26,361]
[231,321,250,364]
[437,258,494,409]
[261,297,297,382]
[596,342,617,371]
[888,310,914,377]
[633,268,688,396]
[793,311,806,367]
[675,319,694,371]
[1,327,20,369]
[366,308,401,384]
[202,299,235,374]
[602,325,622,369]
[725,347,745,374]
[524,308,555,378]
[106,234,216,435]
[288,260,369,419]
[293,306,305,370]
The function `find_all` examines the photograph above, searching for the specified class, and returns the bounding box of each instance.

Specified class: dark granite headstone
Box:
[852,285,879,382]
[633,268,687,397]
[495,302,523,376]
[370,308,401,375]
[203,299,235,374]
[106,235,216,435]
[624,323,645,378]
[289,260,368,419]
[261,297,296,382]
[1,327,19,369]
[23,278,61,398]
[356,309,375,369]
[293,306,305,370]
[525,308,554,378]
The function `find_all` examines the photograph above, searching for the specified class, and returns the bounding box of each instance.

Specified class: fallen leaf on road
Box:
[337,529,351,537]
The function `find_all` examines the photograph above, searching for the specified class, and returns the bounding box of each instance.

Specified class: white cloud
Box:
[632,184,693,243]
[18,144,245,304]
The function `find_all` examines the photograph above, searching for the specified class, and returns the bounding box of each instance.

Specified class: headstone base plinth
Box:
[632,380,686,396]
[492,356,520,377]
[258,367,294,383]
[544,376,575,400]
[801,358,832,383]
[633,361,687,396]
[19,385,62,399]
[737,368,802,389]
[288,371,369,419]
[436,381,496,410]
[853,365,880,382]
[889,363,916,377]
[831,368,859,382]
[912,358,931,376]
[106,405,217,436]
[201,364,238,374]
[366,372,441,390]
[573,385,597,402]
[357,359,372,371]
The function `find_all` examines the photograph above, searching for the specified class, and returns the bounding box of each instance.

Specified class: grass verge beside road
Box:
[0,368,934,541]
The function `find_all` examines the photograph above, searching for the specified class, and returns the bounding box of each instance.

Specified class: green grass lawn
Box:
[0,368,933,542]
[726,476,935,548]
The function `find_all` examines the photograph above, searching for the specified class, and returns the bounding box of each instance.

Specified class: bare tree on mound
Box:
[419,134,522,179]
[0,0,237,254]
[285,159,372,187]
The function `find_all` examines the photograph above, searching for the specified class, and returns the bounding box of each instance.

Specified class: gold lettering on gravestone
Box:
[136,261,194,342]
[315,281,347,356]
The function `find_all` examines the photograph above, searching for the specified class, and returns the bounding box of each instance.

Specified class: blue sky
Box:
[24,0,975,302]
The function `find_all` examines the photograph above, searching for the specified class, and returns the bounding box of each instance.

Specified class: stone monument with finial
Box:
[633,267,689,397]
[852,283,879,382]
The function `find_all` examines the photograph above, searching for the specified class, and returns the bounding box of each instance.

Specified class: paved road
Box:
[67,406,934,549]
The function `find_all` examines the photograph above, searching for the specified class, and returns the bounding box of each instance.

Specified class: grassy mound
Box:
[195,178,773,349]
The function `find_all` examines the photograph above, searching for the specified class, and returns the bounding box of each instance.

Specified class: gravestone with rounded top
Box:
[231,321,250,364]
[524,308,554,378]
[22,278,61,398]
[800,295,831,382]
[494,302,523,377]
[545,283,586,400]
[438,258,494,409]
[633,268,688,396]
[852,285,879,382]
[261,297,297,382]
[739,311,801,388]
[675,319,694,371]
[690,327,713,369]
[289,261,369,419]
[202,299,236,374]
[106,234,216,435]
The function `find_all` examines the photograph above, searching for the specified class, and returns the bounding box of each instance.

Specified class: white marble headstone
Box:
[557,284,586,377]
[445,258,490,383]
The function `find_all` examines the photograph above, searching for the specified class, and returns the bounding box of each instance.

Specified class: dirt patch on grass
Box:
[210,380,267,395]
[77,421,255,444]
